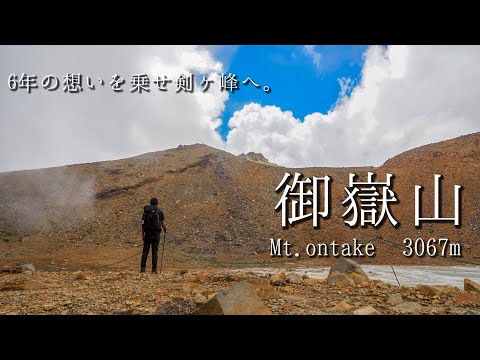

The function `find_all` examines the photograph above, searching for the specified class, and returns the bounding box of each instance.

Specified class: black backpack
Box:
[143,207,161,234]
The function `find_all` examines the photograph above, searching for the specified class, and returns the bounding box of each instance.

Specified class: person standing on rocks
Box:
[141,198,167,274]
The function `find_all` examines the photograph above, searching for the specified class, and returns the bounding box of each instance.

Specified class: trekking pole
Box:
[390,264,401,286]
[159,231,166,273]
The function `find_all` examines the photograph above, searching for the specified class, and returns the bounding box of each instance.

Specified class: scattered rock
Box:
[179,269,189,275]
[43,304,55,311]
[386,293,403,306]
[0,266,477,315]
[333,301,353,312]
[464,278,480,294]
[181,283,206,295]
[238,152,270,164]
[0,280,49,291]
[287,274,303,285]
[155,299,199,315]
[211,274,236,282]
[416,284,459,297]
[392,302,424,314]
[117,309,142,315]
[302,278,322,286]
[16,263,35,272]
[327,272,355,287]
[73,271,87,280]
[193,274,210,282]
[416,284,437,297]
[432,285,460,295]
[353,306,380,315]
[243,278,279,300]
[270,272,287,286]
[181,284,193,294]
[194,293,207,304]
[454,291,480,305]
[193,280,272,315]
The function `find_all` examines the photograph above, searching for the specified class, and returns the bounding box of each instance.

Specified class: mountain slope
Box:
[1,133,479,268]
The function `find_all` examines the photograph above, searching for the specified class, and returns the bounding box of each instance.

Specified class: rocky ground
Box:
[1,260,480,315]
[1,110,480,315]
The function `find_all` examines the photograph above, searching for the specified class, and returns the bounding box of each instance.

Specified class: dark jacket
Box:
[142,205,165,240]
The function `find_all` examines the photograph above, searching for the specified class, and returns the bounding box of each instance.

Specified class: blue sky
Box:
[3,45,480,172]
[214,45,368,139]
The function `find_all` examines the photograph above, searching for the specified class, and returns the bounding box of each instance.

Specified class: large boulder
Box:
[454,291,480,305]
[328,258,369,285]
[193,280,272,315]
[347,272,370,285]
[329,258,367,276]
[464,279,480,294]
[327,272,354,287]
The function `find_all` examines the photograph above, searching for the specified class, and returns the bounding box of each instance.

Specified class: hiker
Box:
[141,197,167,273]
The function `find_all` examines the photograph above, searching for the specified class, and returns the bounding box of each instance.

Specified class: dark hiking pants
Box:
[141,237,160,271]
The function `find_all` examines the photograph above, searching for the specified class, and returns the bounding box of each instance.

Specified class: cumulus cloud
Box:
[2,45,480,172]
[0,45,227,172]
[226,45,480,167]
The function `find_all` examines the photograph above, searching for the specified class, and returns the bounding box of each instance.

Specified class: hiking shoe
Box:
[140,268,146,273]
[152,270,158,274]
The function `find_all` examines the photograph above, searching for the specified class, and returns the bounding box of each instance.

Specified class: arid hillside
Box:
[0,132,479,268]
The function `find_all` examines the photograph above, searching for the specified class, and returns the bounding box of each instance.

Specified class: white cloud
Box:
[226,45,480,167]
[0,45,227,172]
[2,45,480,172]
[304,45,322,71]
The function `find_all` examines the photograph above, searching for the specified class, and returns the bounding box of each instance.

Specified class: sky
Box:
[1,45,480,172]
